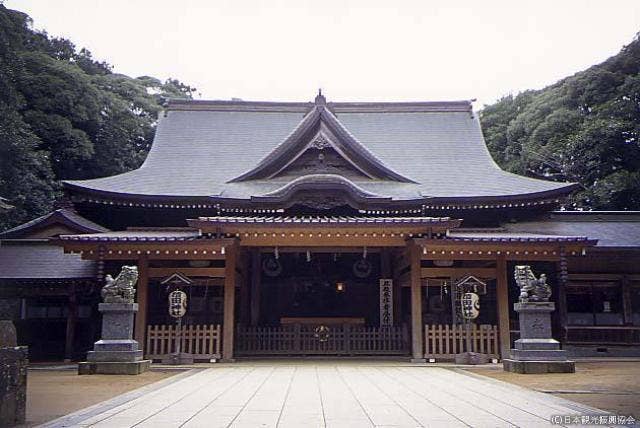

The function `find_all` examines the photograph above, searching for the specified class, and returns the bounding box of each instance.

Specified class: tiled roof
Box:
[447,231,594,243]
[503,211,640,247]
[58,228,201,242]
[0,241,96,279]
[0,209,108,238]
[193,216,456,226]
[0,197,13,210]
[63,95,575,204]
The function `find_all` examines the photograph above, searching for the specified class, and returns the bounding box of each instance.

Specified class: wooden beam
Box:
[567,273,640,281]
[63,285,77,362]
[423,252,561,261]
[421,267,496,279]
[496,256,511,360]
[416,239,592,261]
[148,267,225,279]
[409,242,425,362]
[134,256,149,348]
[222,243,238,361]
[257,246,384,253]
[57,239,235,260]
[250,250,261,326]
[236,235,409,247]
[89,253,227,261]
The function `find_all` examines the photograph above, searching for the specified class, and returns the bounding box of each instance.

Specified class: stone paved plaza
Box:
[45,363,618,428]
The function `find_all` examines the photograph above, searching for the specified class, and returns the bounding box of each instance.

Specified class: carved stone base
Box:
[87,350,144,362]
[98,303,138,340]
[80,303,147,374]
[503,359,575,374]
[505,301,574,374]
[78,360,151,375]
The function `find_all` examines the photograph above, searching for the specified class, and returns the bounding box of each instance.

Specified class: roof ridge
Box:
[166,98,473,113]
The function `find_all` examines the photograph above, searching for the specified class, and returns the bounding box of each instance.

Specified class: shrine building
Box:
[1,92,639,362]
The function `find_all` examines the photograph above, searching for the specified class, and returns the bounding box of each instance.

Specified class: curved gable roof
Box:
[230,104,415,183]
[0,209,108,239]
[63,94,577,206]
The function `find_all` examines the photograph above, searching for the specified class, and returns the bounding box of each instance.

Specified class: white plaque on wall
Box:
[379,279,393,326]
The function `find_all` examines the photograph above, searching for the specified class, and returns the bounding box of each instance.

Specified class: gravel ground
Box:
[466,361,640,419]
[23,369,179,427]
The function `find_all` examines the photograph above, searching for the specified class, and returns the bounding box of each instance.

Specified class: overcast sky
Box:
[7,0,640,107]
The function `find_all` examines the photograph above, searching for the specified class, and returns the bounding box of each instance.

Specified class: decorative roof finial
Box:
[315,88,326,106]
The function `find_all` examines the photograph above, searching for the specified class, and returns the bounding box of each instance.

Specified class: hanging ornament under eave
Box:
[262,255,282,277]
[353,257,372,278]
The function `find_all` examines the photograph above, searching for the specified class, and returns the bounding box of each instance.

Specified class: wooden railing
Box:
[566,326,640,345]
[424,324,499,360]
[146,324,222,361]
[236,324,408,356]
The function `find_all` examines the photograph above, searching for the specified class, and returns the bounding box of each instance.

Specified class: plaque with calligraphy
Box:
[379,279,393,326]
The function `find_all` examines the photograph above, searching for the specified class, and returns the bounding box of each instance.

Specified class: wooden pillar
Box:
[134,256,149,349]
[250,250,261,326]
[556,248,569,342]
[239,250,250,325]
[496,256,511,360]
[409,242,425,362]
[63,285,77,362]
[622,275,633,325]
[222,243,238,361]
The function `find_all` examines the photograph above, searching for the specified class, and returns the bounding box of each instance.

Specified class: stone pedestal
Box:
[504,302,575,374]
[0,320,17,347]
[0,346,28,427]
[0,320,27,427]
[79,303,150,375]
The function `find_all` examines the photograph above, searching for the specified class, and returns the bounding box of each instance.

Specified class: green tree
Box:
[481,33,640,210]
[0,4,194,230]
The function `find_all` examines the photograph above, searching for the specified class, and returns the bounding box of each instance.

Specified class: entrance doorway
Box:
[236,250,409,356]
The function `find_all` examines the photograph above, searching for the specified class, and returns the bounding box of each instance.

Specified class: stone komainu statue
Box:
[514,265,551,303]
[101,265,138,303]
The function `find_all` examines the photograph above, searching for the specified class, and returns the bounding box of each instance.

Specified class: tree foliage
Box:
[481,34,640,210]
[0,5,194,230]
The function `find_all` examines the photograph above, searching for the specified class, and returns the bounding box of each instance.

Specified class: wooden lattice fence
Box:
[424,324,499,360]
[146,324,221,361]
[236,324,408,355]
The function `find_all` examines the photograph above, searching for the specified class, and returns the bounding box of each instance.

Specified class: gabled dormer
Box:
[230,91,416,183]
[0,208,108,239]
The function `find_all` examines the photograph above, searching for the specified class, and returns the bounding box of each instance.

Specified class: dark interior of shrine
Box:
[258,252,383,325]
